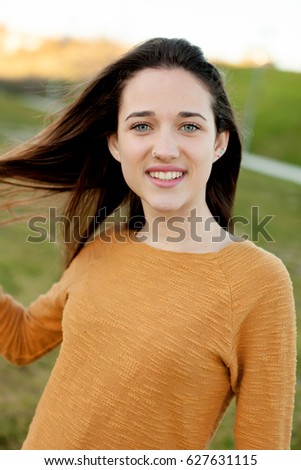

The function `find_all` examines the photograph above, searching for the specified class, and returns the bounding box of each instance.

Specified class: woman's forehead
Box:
[119,67,213,113]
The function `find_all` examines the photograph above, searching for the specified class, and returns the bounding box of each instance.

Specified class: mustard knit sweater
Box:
[0,230,296,449]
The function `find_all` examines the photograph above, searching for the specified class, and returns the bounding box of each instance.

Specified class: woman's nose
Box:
[152,132,180,160]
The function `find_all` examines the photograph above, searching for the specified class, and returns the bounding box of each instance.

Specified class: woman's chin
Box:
[145,203,186,218]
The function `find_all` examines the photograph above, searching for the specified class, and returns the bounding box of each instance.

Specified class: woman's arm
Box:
[230,255,296,449]
[0,239,95,366]
[0,275,67,365]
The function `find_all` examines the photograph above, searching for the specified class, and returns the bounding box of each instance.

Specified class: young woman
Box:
[0,37,296,450]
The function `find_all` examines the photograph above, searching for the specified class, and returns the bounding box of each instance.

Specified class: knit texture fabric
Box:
[0,230,296,449]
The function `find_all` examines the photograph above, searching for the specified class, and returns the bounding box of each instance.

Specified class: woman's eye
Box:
[131,123,151,132]
[181,123,200,132]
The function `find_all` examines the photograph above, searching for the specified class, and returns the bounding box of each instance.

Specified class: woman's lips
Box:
[146,169,186,188]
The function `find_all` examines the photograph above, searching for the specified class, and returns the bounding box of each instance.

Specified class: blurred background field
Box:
[0,34,300,449]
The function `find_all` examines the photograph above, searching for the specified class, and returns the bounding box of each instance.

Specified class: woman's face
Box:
[108,67,228,219]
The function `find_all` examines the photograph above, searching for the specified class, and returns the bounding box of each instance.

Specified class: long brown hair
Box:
[0,37,242,266]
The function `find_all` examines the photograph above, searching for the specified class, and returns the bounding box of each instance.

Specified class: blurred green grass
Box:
[0,91,44,150]
[223,66,301,165]
[0,69,300,449]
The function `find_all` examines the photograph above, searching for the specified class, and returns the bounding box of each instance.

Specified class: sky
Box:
[0,0,300,72]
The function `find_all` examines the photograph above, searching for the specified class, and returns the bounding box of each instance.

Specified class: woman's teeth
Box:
[148,171,184,181]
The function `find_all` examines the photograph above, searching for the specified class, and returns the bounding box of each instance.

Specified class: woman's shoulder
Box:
[222,237,292,288]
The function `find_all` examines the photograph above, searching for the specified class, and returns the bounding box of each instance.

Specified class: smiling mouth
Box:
[147,171,185,181]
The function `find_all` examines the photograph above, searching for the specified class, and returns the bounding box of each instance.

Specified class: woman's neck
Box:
[135,207,235,254]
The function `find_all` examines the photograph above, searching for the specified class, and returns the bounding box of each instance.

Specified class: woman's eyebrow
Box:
[179,111,207,121]
[125,110,207,121]
[125,111,155,120]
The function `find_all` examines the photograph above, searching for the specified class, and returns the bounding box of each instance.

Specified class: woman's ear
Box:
[214,131,230,162]
[107,134,120,162]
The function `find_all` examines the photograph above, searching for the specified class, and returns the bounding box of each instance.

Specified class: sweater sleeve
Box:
[229,252,296,449]
[0,241,95,366]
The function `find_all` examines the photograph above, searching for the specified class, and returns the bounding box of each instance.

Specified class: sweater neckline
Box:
[127,230,251,260]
